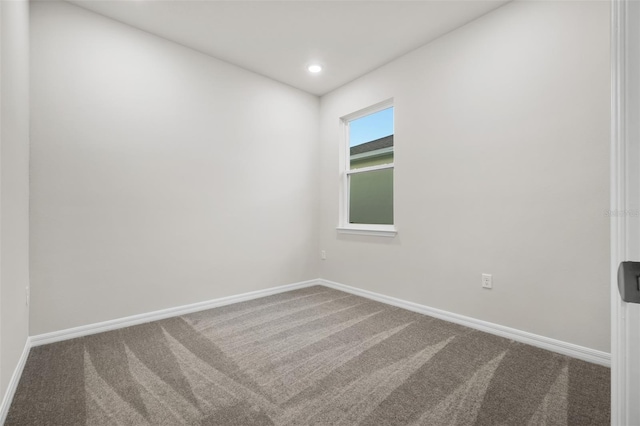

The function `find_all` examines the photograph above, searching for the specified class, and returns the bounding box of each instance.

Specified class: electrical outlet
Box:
[321,250,327,260]
[482,274,492,289]
[26,286,30,306]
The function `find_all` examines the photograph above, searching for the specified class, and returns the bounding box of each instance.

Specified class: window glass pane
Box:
[349,169,393,225]
[349,107,394,170]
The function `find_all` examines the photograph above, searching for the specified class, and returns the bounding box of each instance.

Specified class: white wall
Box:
[30,0,610,353]
[30,2,320,334]
[0,0,30,397]
[319,1,610,352]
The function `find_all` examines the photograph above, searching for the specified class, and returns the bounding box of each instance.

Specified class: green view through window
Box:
[347,106,394,225]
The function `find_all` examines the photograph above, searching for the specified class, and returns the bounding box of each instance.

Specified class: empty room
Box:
[2,0,637,424]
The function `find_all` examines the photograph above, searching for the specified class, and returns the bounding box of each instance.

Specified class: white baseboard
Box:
[29,277,612,366]
[0,277,610,422]
[319,279,611,367]
[0,336,32,425]
[30,279,320,347]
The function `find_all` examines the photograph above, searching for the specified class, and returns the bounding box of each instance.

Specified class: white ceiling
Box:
[67,0,511,96]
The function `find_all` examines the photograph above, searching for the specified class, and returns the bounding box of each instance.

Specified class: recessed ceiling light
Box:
[308,64,323,73]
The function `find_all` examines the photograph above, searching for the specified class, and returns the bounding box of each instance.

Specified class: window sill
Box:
[336,225,397,237]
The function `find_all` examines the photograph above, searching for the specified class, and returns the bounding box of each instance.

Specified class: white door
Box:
[611,1,640,424]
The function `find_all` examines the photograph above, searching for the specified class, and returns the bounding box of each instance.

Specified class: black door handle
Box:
[618,261,640,303]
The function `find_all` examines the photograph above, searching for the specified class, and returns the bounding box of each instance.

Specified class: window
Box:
[338,100,396,237]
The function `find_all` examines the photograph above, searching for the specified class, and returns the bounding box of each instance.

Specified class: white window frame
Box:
[337,99,397,237]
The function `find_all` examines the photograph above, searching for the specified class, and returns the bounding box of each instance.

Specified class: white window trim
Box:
[346,163,393,175]
[338,98,397,237]
[336,224,398,237]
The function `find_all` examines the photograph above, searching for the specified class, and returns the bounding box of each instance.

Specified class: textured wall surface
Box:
[30,1,320,334]
[319,1,610,352]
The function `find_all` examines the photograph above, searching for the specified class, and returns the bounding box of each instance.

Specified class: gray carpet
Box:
[6,286,610,425]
